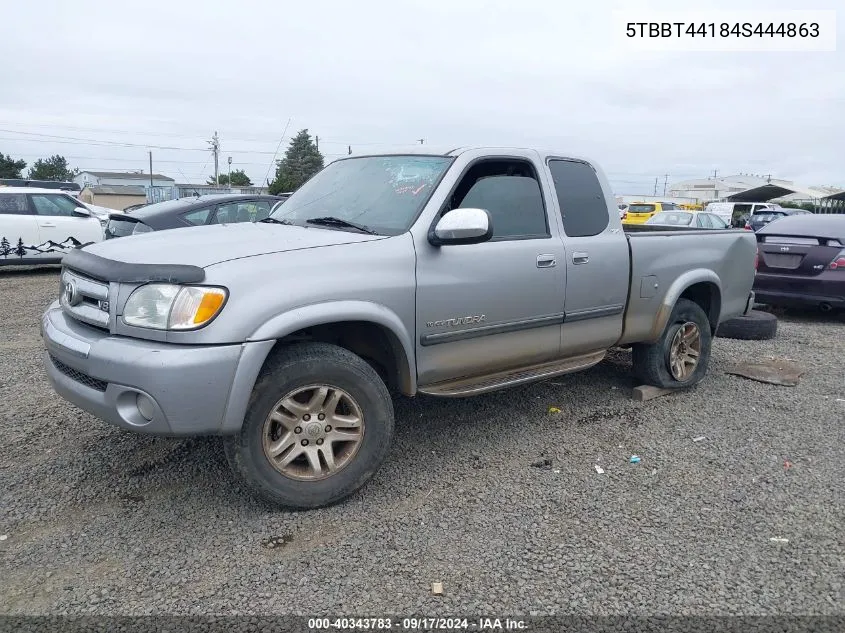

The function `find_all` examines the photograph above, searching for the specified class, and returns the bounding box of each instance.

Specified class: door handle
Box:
[536,254,556,268]
[573,251,589,264]
[39,223,56,228]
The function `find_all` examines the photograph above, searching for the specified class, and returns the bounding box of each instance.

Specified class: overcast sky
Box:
[1,0,842,193]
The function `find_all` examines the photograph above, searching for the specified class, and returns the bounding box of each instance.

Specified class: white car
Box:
[0,187,105,266]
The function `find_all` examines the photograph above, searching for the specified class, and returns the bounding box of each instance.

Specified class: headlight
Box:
[123,284,227,330]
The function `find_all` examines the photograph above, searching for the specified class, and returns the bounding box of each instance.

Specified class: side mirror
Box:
[430,208,493,246]
[73,206,91,217]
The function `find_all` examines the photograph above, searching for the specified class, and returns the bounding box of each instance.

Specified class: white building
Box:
[74,170,175,189]
[667,174,793,203]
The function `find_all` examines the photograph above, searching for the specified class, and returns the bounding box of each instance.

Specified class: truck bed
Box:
[618,226,758,345]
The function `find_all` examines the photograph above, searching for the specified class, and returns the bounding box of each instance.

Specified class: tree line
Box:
[2,127,327,193]
[0,153,78,181]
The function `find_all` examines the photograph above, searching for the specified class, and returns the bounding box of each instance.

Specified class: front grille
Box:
[49,354,108,392]
[59,269,111,331]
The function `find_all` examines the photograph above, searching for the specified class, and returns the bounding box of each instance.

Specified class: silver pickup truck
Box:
[41,146,757,508]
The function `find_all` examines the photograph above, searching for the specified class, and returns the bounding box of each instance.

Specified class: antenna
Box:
[263,117,292,189]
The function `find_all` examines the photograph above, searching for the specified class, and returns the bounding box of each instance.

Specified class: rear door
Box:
[0,193,40,262]
[30,193,102,250]
[547,158,629,356]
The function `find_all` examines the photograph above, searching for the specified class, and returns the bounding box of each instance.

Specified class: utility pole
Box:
[348,145,352,155]
[712,169,718,180]
[227,156,232,188]
[315,135,319,152]
[653,177,658,196]
[208,131,220,185]
[148,151,153,191]
[663,174,669,196]
[417,138,424,145]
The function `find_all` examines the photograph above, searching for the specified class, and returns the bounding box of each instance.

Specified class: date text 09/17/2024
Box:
[307,617,527,630]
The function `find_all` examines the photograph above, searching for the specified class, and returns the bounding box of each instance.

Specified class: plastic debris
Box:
[431,582,444,595]
[784,461,792,470]
[769,537,789,543]
[692,436,706,442]
[629,455,641,464]
[594,465,605,474]
[548,406,561,414]
[651,468,658,476]
[553,469,561,474]
[0,535,7,541]
[530,458,553,469]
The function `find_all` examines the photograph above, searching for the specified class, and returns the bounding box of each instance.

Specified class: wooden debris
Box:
[632,385,676,402]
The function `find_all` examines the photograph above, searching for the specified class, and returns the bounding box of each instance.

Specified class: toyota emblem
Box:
[63,280,81,306]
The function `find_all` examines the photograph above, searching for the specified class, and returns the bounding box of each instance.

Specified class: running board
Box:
[417,350,607,397]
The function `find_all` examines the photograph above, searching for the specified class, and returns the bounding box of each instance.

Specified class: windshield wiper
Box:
[306,216,377,235]
[258,217,295,225]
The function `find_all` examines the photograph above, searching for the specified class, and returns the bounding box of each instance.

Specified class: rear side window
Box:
[547,159,609,237]
[0,194,28,214]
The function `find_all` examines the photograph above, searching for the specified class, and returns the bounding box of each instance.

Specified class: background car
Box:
[622,201,683,225]
[104,194,286,239]
[753,214,845,312]
[745,207,811,232]
[0,187,104,265]
[644,211,729,229]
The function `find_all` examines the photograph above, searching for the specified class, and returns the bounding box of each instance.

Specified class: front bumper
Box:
[41,303,272,436]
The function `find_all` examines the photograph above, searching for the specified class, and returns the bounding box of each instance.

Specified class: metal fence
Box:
[144,185,271,204]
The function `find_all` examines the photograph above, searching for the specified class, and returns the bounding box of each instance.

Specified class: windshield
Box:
[269,155,453,235]
[629,204,655,213]
[647,212,693,225]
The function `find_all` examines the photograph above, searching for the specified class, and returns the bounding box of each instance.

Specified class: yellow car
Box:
[622,201,683,225]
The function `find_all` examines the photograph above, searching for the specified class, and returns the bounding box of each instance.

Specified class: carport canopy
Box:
[723,183,829,202]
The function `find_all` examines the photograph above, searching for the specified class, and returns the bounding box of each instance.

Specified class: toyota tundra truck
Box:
[41,146,758,509]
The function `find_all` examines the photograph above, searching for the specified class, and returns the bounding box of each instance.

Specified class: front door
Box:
[29,193,102,251]
[415,158,566,386]
[0,193,40,263]
[546,158,629,356]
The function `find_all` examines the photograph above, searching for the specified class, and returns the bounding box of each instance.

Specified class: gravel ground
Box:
[1,267,844,618]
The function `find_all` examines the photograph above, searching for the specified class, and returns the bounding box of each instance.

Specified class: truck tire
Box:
[715,310,778,341]
[632,298,712,389]
[224,342,394,510]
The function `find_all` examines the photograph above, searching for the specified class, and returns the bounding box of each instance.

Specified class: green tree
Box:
[27,155,79,181]
[268,129,324,195]
[207,169,252,186]
[0,153,26,178]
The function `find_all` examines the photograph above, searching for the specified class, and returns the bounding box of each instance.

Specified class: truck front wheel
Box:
[224,342,394,509]
[632,298,712,389]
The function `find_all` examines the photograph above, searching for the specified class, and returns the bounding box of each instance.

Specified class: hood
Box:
[82,221,385,267]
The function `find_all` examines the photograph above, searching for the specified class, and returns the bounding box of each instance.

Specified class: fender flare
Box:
[219,301,417,434]
[648,269,722,342]
[249,300,417,392]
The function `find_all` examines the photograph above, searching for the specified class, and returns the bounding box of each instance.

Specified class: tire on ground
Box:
[715,310,778,341]
[224,342,394,510]
[632,298,712,389]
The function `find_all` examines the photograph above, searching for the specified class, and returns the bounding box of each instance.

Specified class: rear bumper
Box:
[41,303,274,436]
[753,273,845,309]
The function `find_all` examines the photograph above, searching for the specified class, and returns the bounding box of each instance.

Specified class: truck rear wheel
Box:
[632,298,712,389]
[224,342,394,509]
